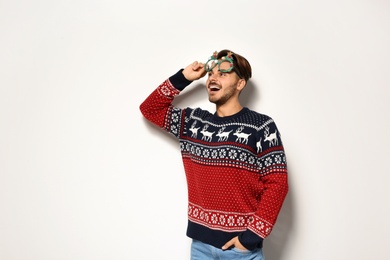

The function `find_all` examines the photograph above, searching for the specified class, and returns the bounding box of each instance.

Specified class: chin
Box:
[208,97,218,104]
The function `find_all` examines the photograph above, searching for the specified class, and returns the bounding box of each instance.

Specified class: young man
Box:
[140,50,288,260]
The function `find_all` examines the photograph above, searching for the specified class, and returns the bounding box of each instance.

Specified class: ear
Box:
[236,79,246,92]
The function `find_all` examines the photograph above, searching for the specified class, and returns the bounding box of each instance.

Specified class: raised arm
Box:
[139,61,206,135]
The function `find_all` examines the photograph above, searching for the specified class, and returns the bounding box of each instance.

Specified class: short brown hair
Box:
[217,49,252,82]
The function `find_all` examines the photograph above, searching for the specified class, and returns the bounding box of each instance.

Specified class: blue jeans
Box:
[190,240,264,260]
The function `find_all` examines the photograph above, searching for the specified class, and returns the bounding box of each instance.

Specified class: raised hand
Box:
[182,61,207,81]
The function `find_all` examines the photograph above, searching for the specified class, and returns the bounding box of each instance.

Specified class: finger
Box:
[221,238,235,250]
[192,61,205,70]
[196,64,206,72]
[191,61,200,69]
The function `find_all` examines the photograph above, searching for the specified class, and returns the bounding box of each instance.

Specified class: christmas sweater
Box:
[139,70,288,250]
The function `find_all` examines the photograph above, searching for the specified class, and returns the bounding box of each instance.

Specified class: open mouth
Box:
[208,84,221,92]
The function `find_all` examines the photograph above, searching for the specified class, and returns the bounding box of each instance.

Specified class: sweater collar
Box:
[212,107,248,121]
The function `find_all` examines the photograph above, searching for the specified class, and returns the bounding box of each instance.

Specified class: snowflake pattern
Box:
[265,157,272,167]
[228,149,238,159]
[248,215,273,238]
[239,153,247,161]
[219,149,227,158]
[275,155,282,164]
[170,125,178,135]
[211,214,218,224]
[228,216,235,226]
[172,113,179,123]
[237,217,245,226]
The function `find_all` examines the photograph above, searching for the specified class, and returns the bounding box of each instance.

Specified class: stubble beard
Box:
[208,86,237,106]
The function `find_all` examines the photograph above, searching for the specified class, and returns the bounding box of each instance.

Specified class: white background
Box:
[1,0,390,259]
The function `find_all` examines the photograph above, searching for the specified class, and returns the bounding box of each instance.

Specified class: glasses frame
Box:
[204,51,244,79]
[204,51,235,73]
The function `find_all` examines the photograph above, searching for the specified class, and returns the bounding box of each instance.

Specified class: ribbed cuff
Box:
[168,69,193,91]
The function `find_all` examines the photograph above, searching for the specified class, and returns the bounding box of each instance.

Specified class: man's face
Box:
[206,61,242,106]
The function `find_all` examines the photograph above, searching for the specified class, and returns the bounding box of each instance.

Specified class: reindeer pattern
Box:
[200,124,215,142]
[189,121,200,138]
[233,126,252,144]
[186,119,281,153]
[216,126,232,141]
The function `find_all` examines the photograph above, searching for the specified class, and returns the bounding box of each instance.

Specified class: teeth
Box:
[209,84,221,90]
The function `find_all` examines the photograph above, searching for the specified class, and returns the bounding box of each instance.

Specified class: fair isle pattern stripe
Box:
[180,140,287,174]
[188,203,273,237]
[157,80,182,136]
[188,203,253,232]
[180,140,259,172]
[168,106,183,138]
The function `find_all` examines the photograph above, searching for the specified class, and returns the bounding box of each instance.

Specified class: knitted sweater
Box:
[139,70,288,250]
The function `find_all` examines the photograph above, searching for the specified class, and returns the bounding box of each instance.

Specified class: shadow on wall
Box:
[240,81,260,109]
[242,81,295,260]
[263,186,295,260]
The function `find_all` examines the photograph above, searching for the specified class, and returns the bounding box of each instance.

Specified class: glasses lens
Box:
[205,59,218,72]
[218,60,234,72]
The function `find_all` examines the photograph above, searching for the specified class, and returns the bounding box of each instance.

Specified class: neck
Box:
[215,101,243,117]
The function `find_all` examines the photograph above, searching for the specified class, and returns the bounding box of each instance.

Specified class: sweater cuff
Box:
[238,230,264,250]
[168,69,193,91]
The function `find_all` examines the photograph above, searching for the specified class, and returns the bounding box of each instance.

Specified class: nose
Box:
[209,71,218,80]
[208,76,217,85]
